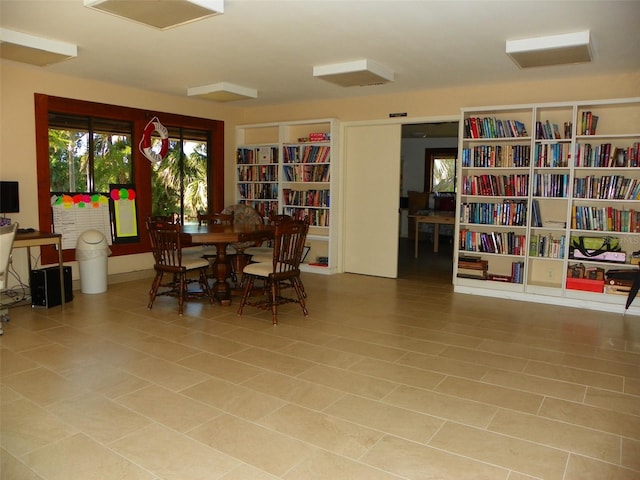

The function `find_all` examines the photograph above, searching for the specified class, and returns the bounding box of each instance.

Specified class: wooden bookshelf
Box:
[236,119,339,274]
[454,98,640,314]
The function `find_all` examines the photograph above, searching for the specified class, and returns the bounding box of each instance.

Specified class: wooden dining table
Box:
[182,223,274,305]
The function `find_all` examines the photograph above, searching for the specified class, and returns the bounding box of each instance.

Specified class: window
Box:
[425,148,457,193]
[35,94,225,263]
[151,127,210,224]
[48,113,133,193]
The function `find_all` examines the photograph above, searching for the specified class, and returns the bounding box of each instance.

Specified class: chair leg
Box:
[237,275,255,315]
[178,274,186,315]
[292,277,309,316]
[148,271,163,309]
[199,268,214,305]
[270,276,280,325]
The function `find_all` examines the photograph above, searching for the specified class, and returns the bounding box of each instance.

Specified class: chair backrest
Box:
[272,219,309,273]
[269,214,293,225]
[197,212,234,226]
[222,204,264,226]
[148,213,179,224]
[145,218,184,271]
[0,223,18,290]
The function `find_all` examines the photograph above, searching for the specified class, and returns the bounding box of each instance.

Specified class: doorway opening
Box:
[399,121,458,279]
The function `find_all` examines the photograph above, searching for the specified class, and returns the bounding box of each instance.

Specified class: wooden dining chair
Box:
[244,213,293,260]
[237,219,309,325]
[145,217,213,315]
[221,204,266,285]
[244,214,308,298]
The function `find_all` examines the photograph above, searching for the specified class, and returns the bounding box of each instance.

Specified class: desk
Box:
[182,223,273,305]
[410,212,455,257]
[13,231,66,305]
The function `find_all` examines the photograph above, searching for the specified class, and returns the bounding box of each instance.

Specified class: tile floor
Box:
[1,240,639,479]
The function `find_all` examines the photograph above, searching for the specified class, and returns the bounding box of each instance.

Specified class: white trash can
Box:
[76,230,111,294]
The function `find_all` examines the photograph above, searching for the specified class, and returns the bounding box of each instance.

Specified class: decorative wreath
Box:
[139,116,169,164]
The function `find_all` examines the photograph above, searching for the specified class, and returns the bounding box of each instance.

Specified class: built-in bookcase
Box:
[455,98,640,314]
[236,119,339,274]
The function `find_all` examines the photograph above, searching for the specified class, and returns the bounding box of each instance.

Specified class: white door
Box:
[343,123,401,278]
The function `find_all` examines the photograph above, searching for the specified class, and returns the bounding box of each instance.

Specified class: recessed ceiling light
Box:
[0,28,77,66]
[313,59,394,87]
[187,82,258,102]
[506,30,592,69]
[84,0,224,30]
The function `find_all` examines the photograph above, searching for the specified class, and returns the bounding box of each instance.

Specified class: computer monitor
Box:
[0,181,20,214]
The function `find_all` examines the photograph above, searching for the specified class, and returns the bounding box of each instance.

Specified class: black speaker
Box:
[31,266,73,308]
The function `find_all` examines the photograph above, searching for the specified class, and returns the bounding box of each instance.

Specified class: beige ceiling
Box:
[1,1,639,107]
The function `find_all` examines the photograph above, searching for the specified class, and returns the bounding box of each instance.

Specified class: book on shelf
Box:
[457,267,488,278]
[531,199,542,227]
[581,111,599,135]
[487,273,513,282]
[604,285,631,295]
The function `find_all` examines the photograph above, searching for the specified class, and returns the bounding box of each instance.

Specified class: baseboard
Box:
[71,269,155,291]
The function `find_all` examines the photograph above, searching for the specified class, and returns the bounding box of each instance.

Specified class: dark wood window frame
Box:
[34,93,225,264]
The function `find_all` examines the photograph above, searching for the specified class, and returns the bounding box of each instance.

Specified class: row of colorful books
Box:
[282,164,330,182]
[461,145,531,168]
[237,146,278,165]
[529,234,566,258]
[237,183,278,200]
[461,174,529,197]
[283,189,330,208]
[532,173,570,198]
[573,174,640,200]
[575,143,639,168]
[459,200,527,226]
[464,117,528,139]
[535,120,572,140]
[580,111,599,135]
[237,165,278,182]
[283,145,330,164]
[571,205,640,233]
[459,229,527,255]
[533,143,571,167]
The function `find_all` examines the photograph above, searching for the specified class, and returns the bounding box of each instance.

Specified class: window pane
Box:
[432,157,456,192]
[150,133,209,224]
[49,114,133,193]
[49,128,89,192]
[92,132,132,192]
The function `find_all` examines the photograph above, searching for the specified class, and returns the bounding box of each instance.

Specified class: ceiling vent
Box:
[506,30,592,69]
[84,0,224,30]
[187,82,258,102]
[0,28,77,66]
[313,59,394,87]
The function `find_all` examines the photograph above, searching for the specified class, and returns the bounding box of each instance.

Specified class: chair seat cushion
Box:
[245,246,273,256]
[243,261,273,277]
[249,253,272,264]
[182,256,211,270]
[182,246,206,256]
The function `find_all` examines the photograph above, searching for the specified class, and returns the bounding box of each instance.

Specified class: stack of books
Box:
[457,256,488,280]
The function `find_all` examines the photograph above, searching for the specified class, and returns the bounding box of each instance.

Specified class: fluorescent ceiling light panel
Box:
[187,82,258,102]
[313,59,394,87]
[84,0,223,30]
[0,28,77,66]
[506,30,592,69]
